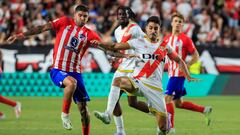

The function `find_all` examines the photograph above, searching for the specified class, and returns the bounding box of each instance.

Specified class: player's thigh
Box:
[50,68,75,88]
[119,77,135,93]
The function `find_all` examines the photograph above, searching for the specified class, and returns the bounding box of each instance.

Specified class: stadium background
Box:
[0,0,239,135]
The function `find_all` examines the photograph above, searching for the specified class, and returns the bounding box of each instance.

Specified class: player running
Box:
[0,50,21,120]
[164,12,212,133]
[6,4,108,135]
[93,6,149,135]
[91,16,198,135]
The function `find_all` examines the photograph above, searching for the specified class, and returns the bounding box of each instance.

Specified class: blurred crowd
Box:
[0,0,239,48]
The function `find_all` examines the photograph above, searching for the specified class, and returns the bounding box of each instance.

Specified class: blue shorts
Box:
[50,68,90,103]
[165,77,187,100]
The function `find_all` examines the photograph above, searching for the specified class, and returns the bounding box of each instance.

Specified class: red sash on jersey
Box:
[134,40,168,79]
[120,23,137,42]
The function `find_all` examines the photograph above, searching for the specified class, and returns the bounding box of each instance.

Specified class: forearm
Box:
[98,42,116,51]
[106,50,127,58]
[21,22,52,38]
[187,51,199,66]
[97,46,126,58]
[23,26,43,36]
[178,59,191,78]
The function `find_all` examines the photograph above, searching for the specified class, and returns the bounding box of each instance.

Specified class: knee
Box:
[119,78,129,88]
[67,78,77,90]
[174,102,182,108]
[113,77,121,87]
[165,96,172,104]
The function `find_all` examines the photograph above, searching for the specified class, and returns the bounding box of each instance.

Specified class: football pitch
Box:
[0,96,239,135]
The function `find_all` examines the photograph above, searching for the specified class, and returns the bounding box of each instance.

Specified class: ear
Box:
[145,25,148,32]
[171,21,173,27]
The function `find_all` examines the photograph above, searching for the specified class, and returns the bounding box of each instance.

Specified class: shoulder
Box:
[129,23,142,32]
[114,26,121,34]
[84,27,101,40]
[162,34,171,44]
[52,16,72,26]
[127,37,143,45]
[180,33,191,41]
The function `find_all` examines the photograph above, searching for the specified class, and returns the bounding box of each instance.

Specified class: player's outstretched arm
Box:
[96,46,130,58]
[90,40,131,51]
[6,22,53,44]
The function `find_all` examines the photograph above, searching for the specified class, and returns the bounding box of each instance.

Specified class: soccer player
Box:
[93,6,149,135]
[91,16,198,135]
[0,50,21,120]
[164,12,212,132]
[6,4,104,135]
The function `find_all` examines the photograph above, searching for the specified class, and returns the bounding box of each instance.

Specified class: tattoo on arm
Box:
[24,23,52,37]
[107,50,126,58]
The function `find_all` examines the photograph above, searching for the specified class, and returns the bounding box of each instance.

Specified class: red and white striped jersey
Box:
[114,21,145,72]
[165,33,196,77]
[51,16,101,73]
[127,37,178,89]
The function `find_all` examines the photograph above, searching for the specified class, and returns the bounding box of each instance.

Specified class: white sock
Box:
[105,86,121,115]
[114,115,125,133]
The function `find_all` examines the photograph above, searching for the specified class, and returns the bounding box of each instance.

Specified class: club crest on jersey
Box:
[78,33,86,41]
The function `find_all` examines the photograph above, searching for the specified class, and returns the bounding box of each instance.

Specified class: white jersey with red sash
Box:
[114,22,145,72]
[127,36,178,90]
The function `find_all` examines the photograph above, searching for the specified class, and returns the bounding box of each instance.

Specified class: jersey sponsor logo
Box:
[64,37,80,53]
[78,33,86,41]
[134,47,167,79]
[142,54,165,62]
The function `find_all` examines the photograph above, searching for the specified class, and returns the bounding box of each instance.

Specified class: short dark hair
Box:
[117,6,137,22]
[75,4,89,12]
[171,12,185,22]
[146,16,161,26]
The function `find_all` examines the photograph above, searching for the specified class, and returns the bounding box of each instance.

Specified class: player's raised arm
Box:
[90,40,131,51]
[6,22,53,44]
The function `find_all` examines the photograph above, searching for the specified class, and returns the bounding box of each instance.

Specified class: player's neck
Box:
[120,21,130,29]
[145,35,159,43]
[172,30,181,36]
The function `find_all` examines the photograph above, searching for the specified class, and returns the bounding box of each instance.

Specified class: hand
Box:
[90,40,100,47]
[125,54,138,58]
[6,35,18,44]
[187,76,201,82]
[108,57,119,66]
[6,33,25,44]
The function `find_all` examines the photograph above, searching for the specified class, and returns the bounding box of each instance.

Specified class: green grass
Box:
[0,96,240,135]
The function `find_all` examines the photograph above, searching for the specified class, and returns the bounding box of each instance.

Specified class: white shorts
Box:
[128,77,167,116]
[111,70,132,85]
[110,70,135,96]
